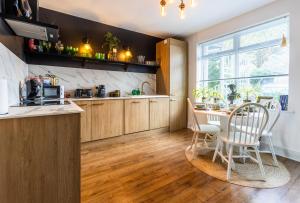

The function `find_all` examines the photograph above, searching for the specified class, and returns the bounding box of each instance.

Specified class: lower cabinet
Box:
[125,99,149,134]
[74,100,92,142]
[149,98,170,129]
[170,96,187,132]
[76,97,171,142]
[91,100,124,140]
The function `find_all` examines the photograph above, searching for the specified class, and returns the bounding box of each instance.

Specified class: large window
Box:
[197,17,289,102]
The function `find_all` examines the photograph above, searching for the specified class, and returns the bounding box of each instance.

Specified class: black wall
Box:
[0,2,162,63]
[39,8,162,61]
[0,0,24,60]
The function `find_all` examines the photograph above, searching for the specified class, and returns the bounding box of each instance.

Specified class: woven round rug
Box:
[185,146,290,188]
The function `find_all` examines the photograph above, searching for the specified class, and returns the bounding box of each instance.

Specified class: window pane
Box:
[203,38,234,56]
[240,21,288,47]
[238,46,289,77]
[204,54,235,81]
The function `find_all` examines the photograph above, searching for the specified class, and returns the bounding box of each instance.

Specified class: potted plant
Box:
[192,87,210,103]
[102,32,120,61]
[239,86,260,103]
[227,84,240,105]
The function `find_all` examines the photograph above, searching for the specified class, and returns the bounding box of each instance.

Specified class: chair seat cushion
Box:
[208,120,221,126]
[192,124,220,134]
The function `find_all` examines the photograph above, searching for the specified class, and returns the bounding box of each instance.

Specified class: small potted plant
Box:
[192,87,210,103]
[239,86,260,103]
[102,32,120,61]
[227,84,240,105]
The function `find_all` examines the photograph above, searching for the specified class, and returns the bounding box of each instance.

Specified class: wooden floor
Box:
[81,129,300,203]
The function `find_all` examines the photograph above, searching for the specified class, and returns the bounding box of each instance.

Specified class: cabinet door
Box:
[170,39,187,98]
[149,98,170,129]
[75,101,92,142]
[92,100,124,140]
[125,99,149,134]
[170,96,186,132]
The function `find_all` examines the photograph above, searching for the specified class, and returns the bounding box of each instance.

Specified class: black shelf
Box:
[25,52,159,74]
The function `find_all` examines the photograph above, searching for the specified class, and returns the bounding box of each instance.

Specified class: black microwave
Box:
[43,86,64,99]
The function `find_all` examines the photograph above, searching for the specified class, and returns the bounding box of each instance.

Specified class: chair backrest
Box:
[227,103,269,145]
[187,98,201,131]
[207,114,220,122]
[261,99,281,133]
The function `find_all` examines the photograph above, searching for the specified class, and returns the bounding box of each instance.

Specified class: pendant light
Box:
[179,0,185,19]
[281,34,287,47]
[190,0,195,7]
[160,0,167,16]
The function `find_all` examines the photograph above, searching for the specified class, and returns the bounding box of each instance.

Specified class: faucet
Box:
[141,81,151,95]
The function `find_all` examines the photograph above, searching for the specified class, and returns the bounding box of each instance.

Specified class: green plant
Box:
[102,32,120,51]
[238,86,261,101]
[192,87,210,102]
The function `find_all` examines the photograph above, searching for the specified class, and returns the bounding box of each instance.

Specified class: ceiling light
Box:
[179,0,185,19]
[160,0,167,16]
[190,0,195,7]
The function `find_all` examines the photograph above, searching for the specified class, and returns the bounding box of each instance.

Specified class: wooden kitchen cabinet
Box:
[170,97,186,131]
[125,99,149,134]
[149,97,170,129]
[156,38,187,132]
[91,100,124,140]
[74,100,92,142]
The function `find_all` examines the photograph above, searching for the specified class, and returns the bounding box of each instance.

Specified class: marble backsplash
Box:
[28,65,156,96]
[0,43,28,105]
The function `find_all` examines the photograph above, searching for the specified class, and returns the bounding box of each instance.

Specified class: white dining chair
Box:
[212,103,269,180]
[187,98,220,159]
[207,114,221,126]
[259,99,281,166]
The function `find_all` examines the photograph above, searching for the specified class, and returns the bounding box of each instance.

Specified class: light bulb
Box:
[160,0,167,16]
[179,1,185,19]
[161,5,166,16]
[180,9,185,19]
[190,0,195,7]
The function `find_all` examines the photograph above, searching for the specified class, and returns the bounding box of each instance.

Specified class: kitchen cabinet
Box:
[125,99,149,134]
[149,98,170,129]
[91,100,124,140]
[156,38,187,132]
[74,101,92,142]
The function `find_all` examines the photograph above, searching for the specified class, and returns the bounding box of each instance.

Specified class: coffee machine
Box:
[26,77,42,101]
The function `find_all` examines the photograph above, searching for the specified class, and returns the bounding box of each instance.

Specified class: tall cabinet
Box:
[156,38,187,132]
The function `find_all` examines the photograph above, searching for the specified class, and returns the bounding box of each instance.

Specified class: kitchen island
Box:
[0,102,82,203]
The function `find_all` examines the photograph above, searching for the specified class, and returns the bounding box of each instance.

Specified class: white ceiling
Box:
[39,0,276,38]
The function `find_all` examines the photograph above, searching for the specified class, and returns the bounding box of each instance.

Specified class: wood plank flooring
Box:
[81,129,300,203]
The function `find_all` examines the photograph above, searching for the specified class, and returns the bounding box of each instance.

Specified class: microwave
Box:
[43,86,64,99]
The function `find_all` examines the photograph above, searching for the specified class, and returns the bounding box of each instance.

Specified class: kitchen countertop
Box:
[0,95,169,120]
[0,101,83,120]
[70,95,170,101]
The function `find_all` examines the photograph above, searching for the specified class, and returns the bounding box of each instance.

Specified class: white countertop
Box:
[0,95,169,120]
[70,95,169,101]
[0,101,83,120]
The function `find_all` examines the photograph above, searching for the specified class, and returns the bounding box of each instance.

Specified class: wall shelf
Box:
[25,51,159,74]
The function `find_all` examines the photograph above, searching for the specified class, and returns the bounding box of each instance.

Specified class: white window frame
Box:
[197,16,289,87]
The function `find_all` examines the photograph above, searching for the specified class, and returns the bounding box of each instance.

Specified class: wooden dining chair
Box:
[212,103,269,180]
[187,98,220,159]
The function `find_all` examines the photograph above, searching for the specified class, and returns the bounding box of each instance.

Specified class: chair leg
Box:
[212,139,220,162]
[227,145,233,180]
[268,136,279,166]
[220,141,224,163]
[192,133,199,159]
[254,146,265,178]
[188,131,196,151]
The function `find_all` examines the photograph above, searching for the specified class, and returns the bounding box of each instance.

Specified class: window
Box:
[197,17,289,102]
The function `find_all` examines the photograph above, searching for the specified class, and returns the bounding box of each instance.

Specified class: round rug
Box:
[185,146,290,188]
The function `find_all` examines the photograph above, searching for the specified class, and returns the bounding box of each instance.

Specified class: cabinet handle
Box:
[150,100,158,103]
[131,101,141,104]
[170,99,177,102]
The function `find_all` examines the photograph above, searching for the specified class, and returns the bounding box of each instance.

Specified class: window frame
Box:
[197,16,289,88]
